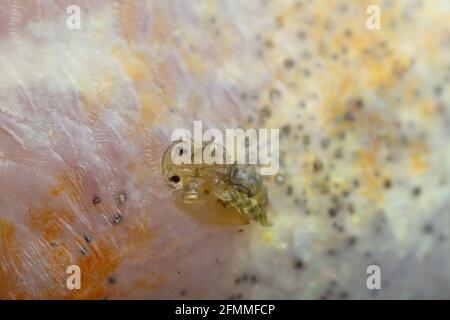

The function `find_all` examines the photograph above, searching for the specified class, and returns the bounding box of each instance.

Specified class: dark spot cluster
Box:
[234,274,258,285]
[228,293,243,300]
[318,280,349,300]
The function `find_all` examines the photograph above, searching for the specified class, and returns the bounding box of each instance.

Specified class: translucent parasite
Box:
[161,139,270,226]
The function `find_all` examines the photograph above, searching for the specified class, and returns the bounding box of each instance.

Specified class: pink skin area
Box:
[0,0,258,299]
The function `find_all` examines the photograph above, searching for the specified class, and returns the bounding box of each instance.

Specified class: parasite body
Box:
[162,140,270,226]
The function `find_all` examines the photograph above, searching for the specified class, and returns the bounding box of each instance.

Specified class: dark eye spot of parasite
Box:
[169,175,181,183]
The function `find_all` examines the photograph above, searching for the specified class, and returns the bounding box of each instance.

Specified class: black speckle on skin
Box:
[286,185,293,196]
[260,106,272,121]
[107,276,117,285]
[303,134,311,146]
[347,97,364,110]
[346,236,357,247]
[180,290,187,296]
[294,259,305,270]
[412,186,422,197]
[384,179,392,189]
[111,211,122,225]
[347,203,355,214]
[334,148,343,159]
[283,58,295,69]
[328,207,339,218]
[281,124,292,136]
[313,159,324,172]
[80,247,88,255]
[333,222,344,232]
[84,234,92,243]
[92,196,101,205]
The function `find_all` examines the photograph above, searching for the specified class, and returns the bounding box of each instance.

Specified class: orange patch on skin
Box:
[408,141,430,175]
[27,172,125,299]
[410,154,428,174]
[0,219,28,299]
[50,187,63,196]
[117,0,139,44]
[126,275,166,297]
[29,207,75,243]
[95,71,117,107]
[67,239,121,299]
[80,91,100,123]
[12,168,161,299]
[356,148,385,204]
[43,239,122,300]
[139,91,167,127]
[419,101,438,119]
[124,218,155,257]
[111,46,147,82]
[111,46,174,127]
[51,169,89,208]
[0,218,16,248]
[148,7,170,45]
[77,69,117,121]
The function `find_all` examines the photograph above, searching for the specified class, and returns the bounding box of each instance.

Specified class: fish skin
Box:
[1,0,450,300]
[0,0,260,299]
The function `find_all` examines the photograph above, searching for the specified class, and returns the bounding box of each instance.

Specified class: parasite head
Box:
[161,139,194,191]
